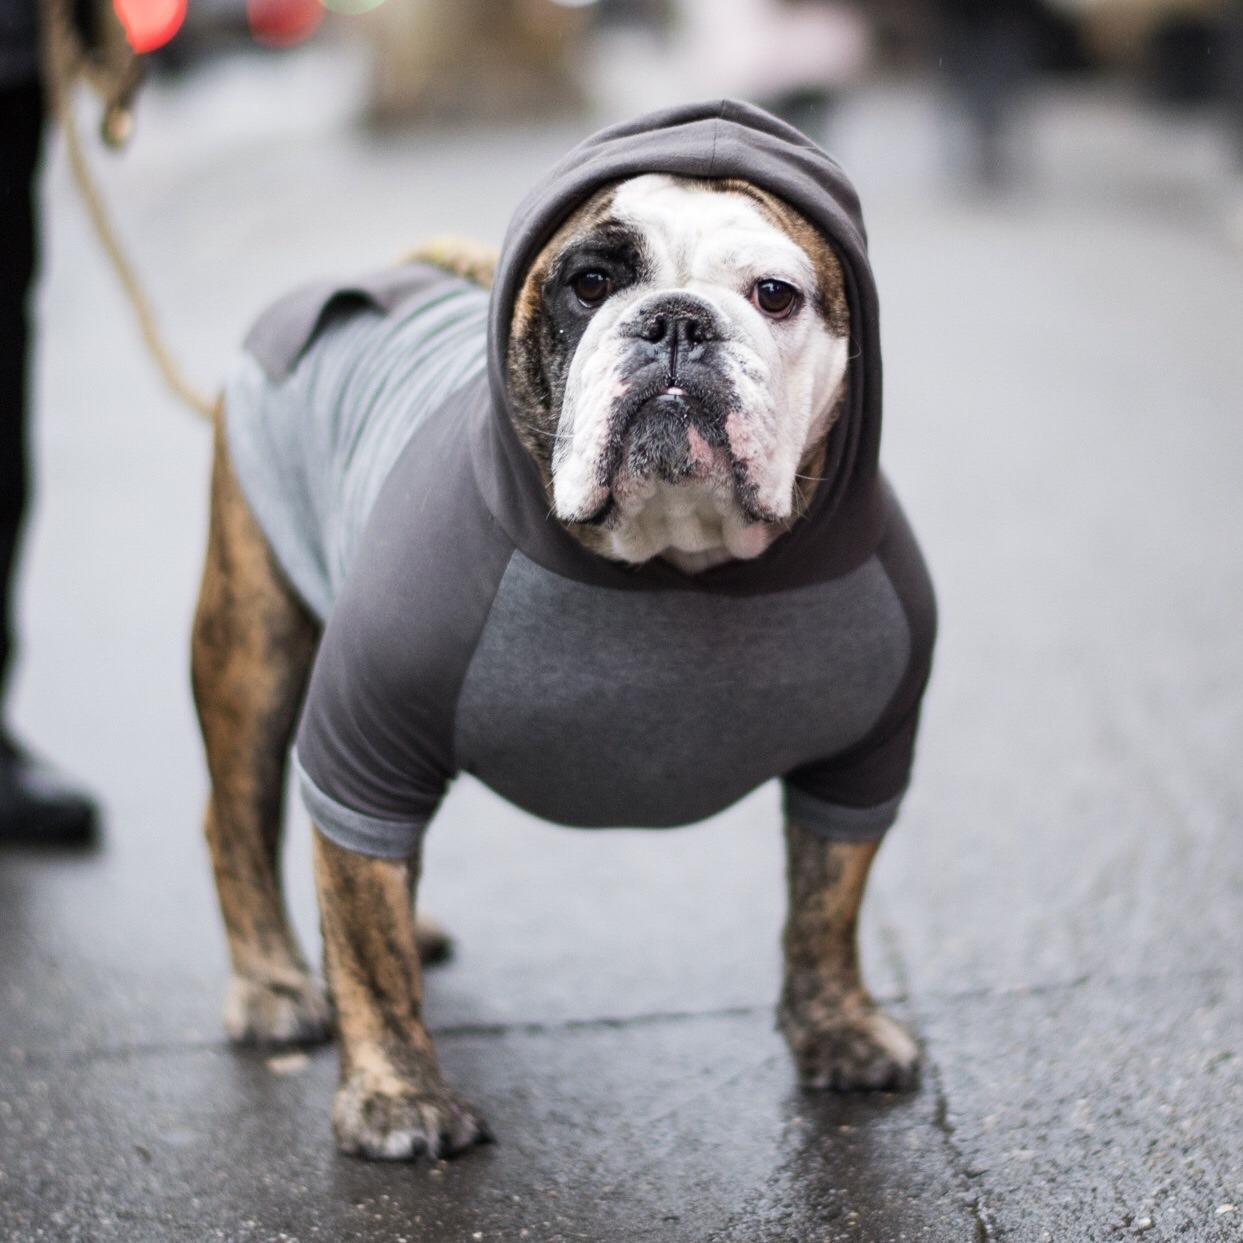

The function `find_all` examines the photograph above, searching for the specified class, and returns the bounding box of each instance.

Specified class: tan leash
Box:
[38,0,215,419]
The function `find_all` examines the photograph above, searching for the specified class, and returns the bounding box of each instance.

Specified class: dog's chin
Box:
[568,392,775,517]
[604,475,781,568]
[616,405,729,494]
[557,442,788,571]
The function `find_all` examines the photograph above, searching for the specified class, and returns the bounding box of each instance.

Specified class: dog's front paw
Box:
[223,971,333,1047]
[780,998,919,1092]
[332,1069,492,1161]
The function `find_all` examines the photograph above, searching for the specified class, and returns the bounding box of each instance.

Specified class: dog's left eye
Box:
[570,270,615,308]
[751,279,799,320]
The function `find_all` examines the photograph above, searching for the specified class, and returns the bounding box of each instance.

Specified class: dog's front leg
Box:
[313,830,491,1160]
[778,822,919,1092]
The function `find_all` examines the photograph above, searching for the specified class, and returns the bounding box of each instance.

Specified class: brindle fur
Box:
[192,408,330,1045]
[195,200,915,1163]
[192,409,448,1049]
[315,831,490,1159]
[780,824,919,1090]
[506,185,621,488]
[400,235,500,290]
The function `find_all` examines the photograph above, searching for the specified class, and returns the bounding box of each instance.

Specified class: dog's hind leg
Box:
[778,824,919,1092]
[191,409,331,1046]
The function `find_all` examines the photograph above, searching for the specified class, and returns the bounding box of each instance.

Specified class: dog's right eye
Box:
[570,270,615,308]
[752,279,800,319]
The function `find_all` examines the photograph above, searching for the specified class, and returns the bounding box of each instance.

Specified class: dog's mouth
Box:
[573,381,777,528]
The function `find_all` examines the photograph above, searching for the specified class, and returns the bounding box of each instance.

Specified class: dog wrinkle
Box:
[554,342,629,485]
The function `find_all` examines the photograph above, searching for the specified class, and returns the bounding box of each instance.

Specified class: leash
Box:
[38,0,215,419]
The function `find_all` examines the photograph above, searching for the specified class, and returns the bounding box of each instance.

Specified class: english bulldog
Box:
[192,100,935,1161]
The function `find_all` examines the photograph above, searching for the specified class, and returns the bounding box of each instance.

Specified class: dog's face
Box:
[507,174,851,572]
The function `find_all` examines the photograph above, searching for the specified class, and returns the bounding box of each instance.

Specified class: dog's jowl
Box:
[192,99,935,1161]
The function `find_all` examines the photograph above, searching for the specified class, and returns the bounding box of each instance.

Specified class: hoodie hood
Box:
[476,98,889,592]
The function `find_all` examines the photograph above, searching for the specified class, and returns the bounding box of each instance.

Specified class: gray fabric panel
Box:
[224,276,489,620]
[782,787,904,843]
[295,755,427,859]
[293,378,517,841]
[243,263,453,381]
[783,485,937,810]
[224,351,335,619]
[453,551,910,830]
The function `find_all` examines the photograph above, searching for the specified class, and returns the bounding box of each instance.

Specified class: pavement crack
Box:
[925,1054,997,1242]
[429,1001,771,1040]
[877,914,998,1242]
[936,972,1093,1004]
[10,961,1225,1080]
[4,1004,783,1072]
[9,1035,229,1071]
[915,960,1241,1008]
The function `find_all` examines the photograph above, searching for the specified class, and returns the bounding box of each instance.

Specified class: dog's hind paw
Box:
[780,1001,920,1093]
[332,1069,492,1161]
[223,971,333,1047]
[414,915,454,967]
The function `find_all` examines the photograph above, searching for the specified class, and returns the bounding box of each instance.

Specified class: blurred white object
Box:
[675,0,869,101]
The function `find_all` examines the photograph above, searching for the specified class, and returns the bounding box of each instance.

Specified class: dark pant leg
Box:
[1229,1,1243,168]
[0,82,45,708]
[937,2,1040,185]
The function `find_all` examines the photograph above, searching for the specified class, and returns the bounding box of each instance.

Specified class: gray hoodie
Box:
[226,100,937,858]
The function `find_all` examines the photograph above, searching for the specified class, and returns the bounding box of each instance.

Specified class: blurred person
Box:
[675,0,870,141]
[0,0,99,845]
[597,0,675,30]
[1228,0,1243,244]
[1148,8,1220,105]
[933,0,1044,186]
[1230,0,1243,164]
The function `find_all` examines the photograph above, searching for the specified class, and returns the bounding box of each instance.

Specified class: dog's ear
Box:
[399,236,499,289]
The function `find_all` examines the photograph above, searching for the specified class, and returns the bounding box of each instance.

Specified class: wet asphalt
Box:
[1,36,1242,1243]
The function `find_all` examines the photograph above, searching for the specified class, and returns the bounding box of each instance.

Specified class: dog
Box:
[191,100,935,1161]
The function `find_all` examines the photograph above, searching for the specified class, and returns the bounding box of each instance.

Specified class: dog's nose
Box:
[638,308,713,348]
[629,296,721,367]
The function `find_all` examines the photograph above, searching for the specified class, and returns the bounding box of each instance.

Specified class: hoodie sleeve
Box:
[292,378,515,858]
[781,492,936,841]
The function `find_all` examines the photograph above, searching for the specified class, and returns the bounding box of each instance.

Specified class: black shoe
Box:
[0,737,100,847]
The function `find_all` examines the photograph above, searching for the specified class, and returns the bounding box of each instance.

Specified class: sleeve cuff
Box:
[781,783,905,843]
[294,753,430,859]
